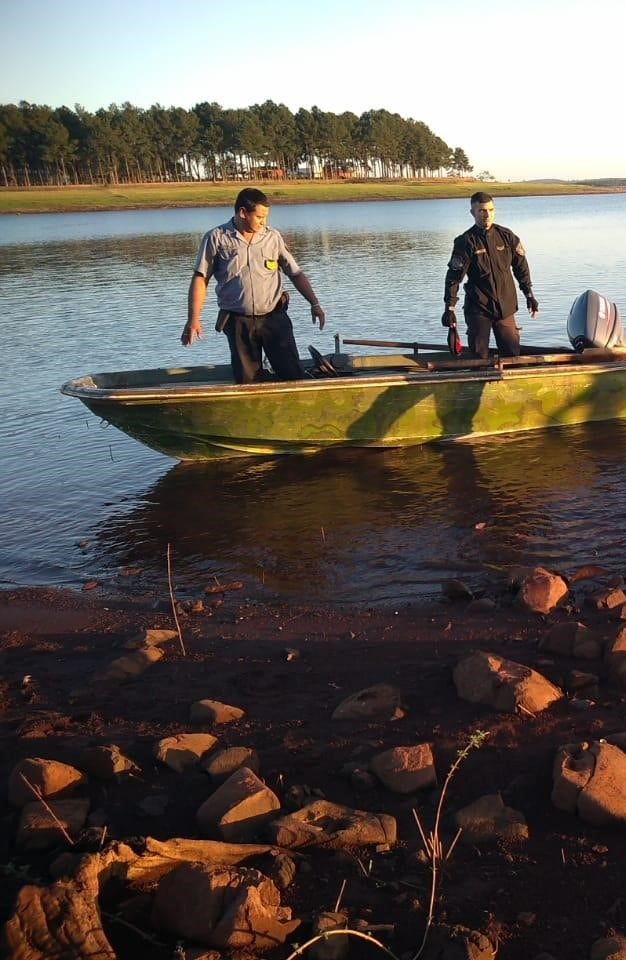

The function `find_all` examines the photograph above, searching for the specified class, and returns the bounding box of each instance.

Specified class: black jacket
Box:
[444,223,533,319]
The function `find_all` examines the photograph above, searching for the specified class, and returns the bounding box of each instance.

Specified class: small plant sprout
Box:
[411,729,489,960]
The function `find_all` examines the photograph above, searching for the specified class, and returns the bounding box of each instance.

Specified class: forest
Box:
[0,100,472,187]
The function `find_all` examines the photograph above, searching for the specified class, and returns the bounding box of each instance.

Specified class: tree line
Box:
[0,100,472,187]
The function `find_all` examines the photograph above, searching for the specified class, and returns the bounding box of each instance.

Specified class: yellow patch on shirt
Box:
[264,259,278,270]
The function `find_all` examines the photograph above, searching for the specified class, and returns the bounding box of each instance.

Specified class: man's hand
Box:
[526,295,539,318]
[311,302,326,332]
[441,307,456,327]
[181,319,204,346]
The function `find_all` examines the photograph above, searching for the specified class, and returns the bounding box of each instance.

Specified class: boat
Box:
[61,335,626,462]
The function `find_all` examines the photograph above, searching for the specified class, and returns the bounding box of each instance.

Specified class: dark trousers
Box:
[223,309,305,384]
[465,312,520,359]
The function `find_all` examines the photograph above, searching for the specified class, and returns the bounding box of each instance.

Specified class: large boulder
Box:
[154,733,217,773]
[453,793,529,844]
[152,862,299,950]
[517,567,568,614]
[453,650,563,714]
[8,758,87,807]
[369,743,436,794]
[196,767,280,841]
[267,799,396,849]
[516,566,568,614]
[552,740,626,825]
[331,684,405,721]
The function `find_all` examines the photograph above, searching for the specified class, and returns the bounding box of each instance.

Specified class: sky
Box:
[2,0,625,182]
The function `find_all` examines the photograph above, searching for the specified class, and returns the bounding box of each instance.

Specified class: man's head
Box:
[470,191,495,230]
[234,188,270,234]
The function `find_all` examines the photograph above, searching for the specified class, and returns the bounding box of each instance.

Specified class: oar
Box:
[341,337,579,357]
[342,338,451,352]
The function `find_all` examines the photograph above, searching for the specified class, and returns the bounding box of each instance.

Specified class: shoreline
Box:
[1,178,624,216]
[2,574,626,959]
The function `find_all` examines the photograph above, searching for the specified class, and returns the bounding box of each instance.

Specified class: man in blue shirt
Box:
[182,188,326,383]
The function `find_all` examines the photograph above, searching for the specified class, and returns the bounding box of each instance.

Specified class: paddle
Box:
[342,338,451,352]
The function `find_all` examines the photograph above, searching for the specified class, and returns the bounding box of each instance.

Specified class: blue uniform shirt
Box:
[193,217,302,315]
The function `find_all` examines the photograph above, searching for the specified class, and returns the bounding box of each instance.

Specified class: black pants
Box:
[223,309,305,384]
[465,312,520,360]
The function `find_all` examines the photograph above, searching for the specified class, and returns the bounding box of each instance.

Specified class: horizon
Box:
[2,0,625,182]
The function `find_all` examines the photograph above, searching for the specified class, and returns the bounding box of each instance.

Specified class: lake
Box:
[2,193,626,604]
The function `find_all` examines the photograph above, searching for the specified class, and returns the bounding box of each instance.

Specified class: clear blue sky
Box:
[2,0,624,181]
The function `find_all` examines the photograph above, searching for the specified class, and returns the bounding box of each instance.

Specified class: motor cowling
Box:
[567,289,624,352]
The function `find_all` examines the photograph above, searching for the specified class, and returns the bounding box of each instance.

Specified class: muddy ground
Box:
[1,580,626,960]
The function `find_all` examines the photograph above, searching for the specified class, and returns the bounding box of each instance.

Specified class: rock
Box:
[607,625,626,656]
[151,862,300,950]
[78,744,138,779]
[590,934,626,959]
[137,794,169,817]
[588,587,626,611]
[369,743,437,794]
[183,950,221,960]
[441,579,474,602]
[606,626,626,687]
[453,793,529,844]
[190,699,245,724]
[331,683,405,721]
[540,621,602,659]
[196,767,280,840]
[350,768,377,790]
[552,741,626,825]
[8,758,87,807]
[154,733,218,773]
[310,911,349,960]
[125,836,279,886]
[284,783,312,810]
[123,628,178,649]
[103,646,164,682]
[606,732,626,752]
[5,843,136,959]
[517,566,568,614]
[17,798,90,849]
[424,923,496,959]
[270,853,297,890]
[453,650,563,714]
[567,670,600,698]
[267,799,397,849]
[201,746,260,782]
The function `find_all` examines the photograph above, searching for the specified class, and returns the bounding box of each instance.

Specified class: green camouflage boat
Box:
[61,337,626,461]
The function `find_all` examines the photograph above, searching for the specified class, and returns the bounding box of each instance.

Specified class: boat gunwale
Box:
[61,356,626,404]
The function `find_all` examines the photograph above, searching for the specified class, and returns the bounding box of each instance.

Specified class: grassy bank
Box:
[0,178,621,215]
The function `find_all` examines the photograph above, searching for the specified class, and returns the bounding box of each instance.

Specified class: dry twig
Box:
[166,543,186,656]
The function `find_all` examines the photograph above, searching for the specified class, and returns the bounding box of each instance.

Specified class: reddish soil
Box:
[1,583,625,960]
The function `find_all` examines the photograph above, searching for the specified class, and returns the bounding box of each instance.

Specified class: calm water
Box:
[2,194,626,604]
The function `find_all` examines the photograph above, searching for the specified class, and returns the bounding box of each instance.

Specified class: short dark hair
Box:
[235,188,269,212]
[470,191,493,205]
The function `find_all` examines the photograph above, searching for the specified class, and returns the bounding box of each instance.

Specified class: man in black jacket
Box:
[442,191,539,358]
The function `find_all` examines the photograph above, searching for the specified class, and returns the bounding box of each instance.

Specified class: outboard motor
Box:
[567,289,624,352]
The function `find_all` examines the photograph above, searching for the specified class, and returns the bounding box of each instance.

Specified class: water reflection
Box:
[90,421,626,606]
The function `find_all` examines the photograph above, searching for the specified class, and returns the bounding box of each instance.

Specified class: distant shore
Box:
[1,178,624,215]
